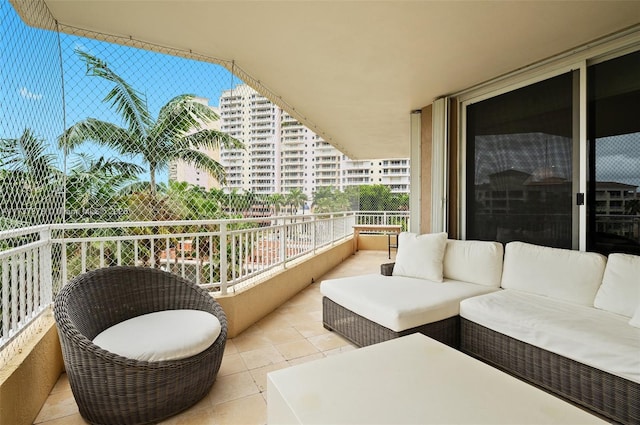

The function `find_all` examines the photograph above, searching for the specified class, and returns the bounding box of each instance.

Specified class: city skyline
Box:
[170,84,411,200]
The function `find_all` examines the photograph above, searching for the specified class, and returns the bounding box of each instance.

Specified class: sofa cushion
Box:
[594,253,640,317]
[501,242,606,306]
[321,273,497,332]
[460,291,640,384]
[630,305,640,328]
[443,240,504,287]
[93,309,221,362]
[392,232,447,282]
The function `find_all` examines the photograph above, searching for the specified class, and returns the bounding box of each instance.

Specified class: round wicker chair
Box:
[54,266,227,425]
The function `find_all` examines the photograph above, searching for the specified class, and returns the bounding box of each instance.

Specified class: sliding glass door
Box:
[587,51,640,255]
[464,49,640,254]
[465,73,575,248]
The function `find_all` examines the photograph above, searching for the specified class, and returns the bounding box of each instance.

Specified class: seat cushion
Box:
[321,274,497,332]
[443,239,504,287]
[594,253,640,317]
[93,309,221,362]
[460,290,640,383]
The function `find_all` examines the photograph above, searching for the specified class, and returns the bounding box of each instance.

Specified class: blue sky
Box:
[2,0,239,183]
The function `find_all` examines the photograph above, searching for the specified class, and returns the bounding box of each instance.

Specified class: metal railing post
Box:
[280,223,287,268]
[39,228,53,305]
[311,215,317,253]
[220,222,228,295]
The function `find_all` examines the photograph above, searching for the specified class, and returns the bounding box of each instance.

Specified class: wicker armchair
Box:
[54,266,227,425]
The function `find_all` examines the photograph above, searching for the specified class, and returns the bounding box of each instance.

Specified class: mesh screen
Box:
[0,0,410,362]
[1,0,64,228]
[2,1,412,230]
[0,0,62,369]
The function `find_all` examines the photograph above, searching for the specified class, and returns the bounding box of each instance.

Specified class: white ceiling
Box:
[18,1,640,158]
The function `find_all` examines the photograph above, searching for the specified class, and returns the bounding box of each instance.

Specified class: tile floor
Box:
[34,250,392,425]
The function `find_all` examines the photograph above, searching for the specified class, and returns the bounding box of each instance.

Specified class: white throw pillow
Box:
[630,305,640,328]
[93,309,222,362]
[392,232,447,282]
[594,253,640,317]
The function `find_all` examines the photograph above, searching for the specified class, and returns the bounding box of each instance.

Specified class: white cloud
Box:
[19,87,43,101]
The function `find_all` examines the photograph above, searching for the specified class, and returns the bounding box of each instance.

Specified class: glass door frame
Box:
[451,32,640,251]
[458,62,588,250]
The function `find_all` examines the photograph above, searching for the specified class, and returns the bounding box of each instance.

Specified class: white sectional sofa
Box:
[321,232,504,348]
[460,241,640,425]
[321,233,640,424]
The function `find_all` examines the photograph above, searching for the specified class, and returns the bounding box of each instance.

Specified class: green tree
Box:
[65,153,142,221]
[359,184,392,211]
[0,129,63,227]
[268,193,286,215]
[393,193,410,211]
[59,50,244,197]
[344,186,361,210]
[312,186,335,213]
[286,188,308,214]
[312,186,351,213]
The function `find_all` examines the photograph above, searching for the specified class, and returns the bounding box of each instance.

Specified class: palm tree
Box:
[65,153,143,221]
[286,188,308,215]
[268,193,286,215]
[59,49,244,197]
[0,129,63,226]
[312,186,335,213]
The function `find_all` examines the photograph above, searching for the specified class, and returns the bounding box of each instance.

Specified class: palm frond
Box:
[58,118,138,155]
[76,49,151,139]
[94,157,145,178]
[181,128,245,151]
[1,129,58,176]
[188,98,220,122]
[151,94,205,142]
[174,148,227,184]
[119,181,165,195]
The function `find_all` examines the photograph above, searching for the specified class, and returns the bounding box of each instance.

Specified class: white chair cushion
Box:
[443,240,504,287]
[594,253,640,317]
[93,309,221,362]
[392,232,447,282]
[501,242,606,306]
[321,273,497,332]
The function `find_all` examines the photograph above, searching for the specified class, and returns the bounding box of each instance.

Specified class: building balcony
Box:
[36,250,392,424]
[1,212,413,425]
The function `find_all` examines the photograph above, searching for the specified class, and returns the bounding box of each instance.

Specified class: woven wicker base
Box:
[55,267,227,425]
[460,318,640,425]
[322,296,460,348]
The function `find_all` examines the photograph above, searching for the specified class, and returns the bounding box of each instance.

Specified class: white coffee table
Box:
[267,333,606,424]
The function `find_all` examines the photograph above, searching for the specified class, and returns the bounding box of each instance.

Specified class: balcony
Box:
[5,2,639,423]
[33,249,391,424]
[1,212,408,424]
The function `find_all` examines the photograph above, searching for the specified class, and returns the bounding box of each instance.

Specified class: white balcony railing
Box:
[0,211,410,359]
[0,225,53,356]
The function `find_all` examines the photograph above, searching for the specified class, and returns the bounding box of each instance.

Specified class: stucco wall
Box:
[0,311,64,425]
[216,239,354,337]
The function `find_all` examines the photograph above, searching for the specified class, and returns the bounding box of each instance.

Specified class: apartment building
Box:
[171,85,410,197]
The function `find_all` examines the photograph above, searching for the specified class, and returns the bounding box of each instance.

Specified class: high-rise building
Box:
[170,85,411,198]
